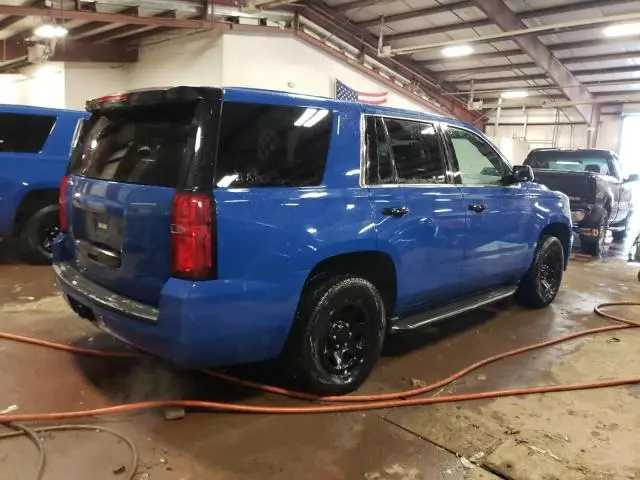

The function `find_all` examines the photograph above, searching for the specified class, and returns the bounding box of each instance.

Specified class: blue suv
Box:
[53,87,571,394]
[0,104,86,263]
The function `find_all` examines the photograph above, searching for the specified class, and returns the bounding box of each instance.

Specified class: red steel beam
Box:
[0,4,211,29]
[68,6,139,37]
[79,10,177,42]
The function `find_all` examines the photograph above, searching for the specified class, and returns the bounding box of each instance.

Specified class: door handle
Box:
[468,204,487,213]
[381,207,409,217]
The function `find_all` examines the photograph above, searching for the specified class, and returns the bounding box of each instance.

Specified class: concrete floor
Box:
[0,234,639,480]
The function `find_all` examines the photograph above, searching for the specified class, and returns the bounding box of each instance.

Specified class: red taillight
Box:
[59,175,69,232]
[171,192,214,279]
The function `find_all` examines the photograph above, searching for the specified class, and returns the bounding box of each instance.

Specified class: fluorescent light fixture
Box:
[34,24,68,38]
[441,45,473,57]
[603,22,640,37]
[501,90,529,99]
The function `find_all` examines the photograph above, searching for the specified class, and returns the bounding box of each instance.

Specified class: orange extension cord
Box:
[0,301,638,422]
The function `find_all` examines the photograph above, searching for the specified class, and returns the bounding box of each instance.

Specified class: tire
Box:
[283,275,386,395]
[581,214,608,257]
[515,235,565,309]
[19,204,60,264]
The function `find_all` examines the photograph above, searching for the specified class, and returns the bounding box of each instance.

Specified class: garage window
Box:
[215,102,333,188]
[0,113,56,153]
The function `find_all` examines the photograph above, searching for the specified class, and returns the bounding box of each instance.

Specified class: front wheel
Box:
[20,204,60,264]
[283,275,386,395]
[515,235,565,309]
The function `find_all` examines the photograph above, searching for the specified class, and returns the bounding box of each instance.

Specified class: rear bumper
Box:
[53,244,307,368]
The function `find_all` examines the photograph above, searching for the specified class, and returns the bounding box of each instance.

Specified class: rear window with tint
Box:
[215,102,333,188]
[0,113,55,153]
[70,103,196,187]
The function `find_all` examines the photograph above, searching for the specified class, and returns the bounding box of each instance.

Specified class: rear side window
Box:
[0,113,55,153]
[70,103,197,187]
[215,102,333,188]
[384,119,446,184]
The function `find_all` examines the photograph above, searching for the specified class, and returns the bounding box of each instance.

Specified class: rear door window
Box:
[383,118,447,184]
[70,103,197,188]
[0,113,55,153]
[215,102,333,188]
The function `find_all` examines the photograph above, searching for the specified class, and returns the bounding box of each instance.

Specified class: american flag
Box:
[335,80,388,105]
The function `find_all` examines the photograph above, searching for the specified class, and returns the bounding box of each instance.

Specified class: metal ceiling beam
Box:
[0,37,137,63]
[384,0,636,42]
[419,48,524,67]
[114,14,202,45]
[387,19,488,42]
[334,0,395,12]
[470,0,594,125]
[443,50,640,78]
[458,78,640,94]
[81,10,176,42]
[455,62,640,88]
[355,0,472,28]
[418,34,640,69]
[0,0,45,31]
[0,4,211,28]
[68,6,139,38]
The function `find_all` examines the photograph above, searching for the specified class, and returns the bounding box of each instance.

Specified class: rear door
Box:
[367,116,467,314]
[67,97,213,306]
[443,124,535,292]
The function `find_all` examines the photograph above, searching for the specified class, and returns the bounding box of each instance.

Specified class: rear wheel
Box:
[515,235,565,309]
[283,275,386,395]
[581,214,608,257]
[19,204,59,264]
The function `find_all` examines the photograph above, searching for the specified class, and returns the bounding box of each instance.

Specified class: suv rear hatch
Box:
[66,88,220,306]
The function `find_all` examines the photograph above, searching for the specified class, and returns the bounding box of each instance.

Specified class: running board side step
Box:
[390,286,517,332]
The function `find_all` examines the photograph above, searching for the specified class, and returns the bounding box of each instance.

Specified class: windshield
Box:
[69,102,198,188]
[524,151,611,175]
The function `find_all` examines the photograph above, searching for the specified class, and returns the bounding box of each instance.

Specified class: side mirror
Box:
[624,173,640,183]
[511,165,535,183]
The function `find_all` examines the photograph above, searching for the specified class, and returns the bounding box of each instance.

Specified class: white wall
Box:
[220,31,433,113]
[0,74,24,104]
[127,31,223,90]
[64,63,128,110]
[487,117,623,164]
[0,63,66,108]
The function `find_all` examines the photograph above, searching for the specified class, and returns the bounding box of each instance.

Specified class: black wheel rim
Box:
[320,303,371,380]
[40,226,59,254]
[538,244,563,301]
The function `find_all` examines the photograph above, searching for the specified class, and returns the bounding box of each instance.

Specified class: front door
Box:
[443,125,535,293]
[366,116,467,315]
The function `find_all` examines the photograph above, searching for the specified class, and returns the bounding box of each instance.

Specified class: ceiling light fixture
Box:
[441,45,473,57]
[603,22,640,37]
[501,90,529,99]
[34,24,68,39]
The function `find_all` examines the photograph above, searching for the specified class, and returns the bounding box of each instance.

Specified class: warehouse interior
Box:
[2,0,640,479]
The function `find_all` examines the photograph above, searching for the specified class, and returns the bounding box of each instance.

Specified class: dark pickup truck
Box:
[524,148,638,256]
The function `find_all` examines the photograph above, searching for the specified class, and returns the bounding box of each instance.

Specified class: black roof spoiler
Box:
[86,86,222,112]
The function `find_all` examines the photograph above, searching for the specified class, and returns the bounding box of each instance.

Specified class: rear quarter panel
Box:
[0,109,85,236]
